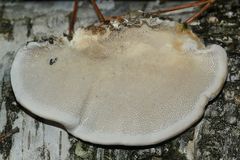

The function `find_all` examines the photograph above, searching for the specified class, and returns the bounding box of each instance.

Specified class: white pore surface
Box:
[11,24,227,145]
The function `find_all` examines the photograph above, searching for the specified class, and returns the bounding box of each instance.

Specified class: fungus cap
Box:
[11,19,227,146]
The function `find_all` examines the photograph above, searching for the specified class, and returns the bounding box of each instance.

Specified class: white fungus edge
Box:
[11,19,229,146]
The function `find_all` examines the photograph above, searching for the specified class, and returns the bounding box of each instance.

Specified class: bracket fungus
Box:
[11,19,227,146]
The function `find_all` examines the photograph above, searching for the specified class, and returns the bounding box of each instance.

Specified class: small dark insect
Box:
[49,57,58,65]
[48,37,54,44]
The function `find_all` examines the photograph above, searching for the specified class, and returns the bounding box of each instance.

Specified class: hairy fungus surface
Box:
[11,20,227,145]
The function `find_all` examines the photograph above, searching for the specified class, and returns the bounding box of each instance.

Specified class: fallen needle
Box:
[0,127,19,142]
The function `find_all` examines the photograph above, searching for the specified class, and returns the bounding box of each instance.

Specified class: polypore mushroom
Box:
[11,19,227,145]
